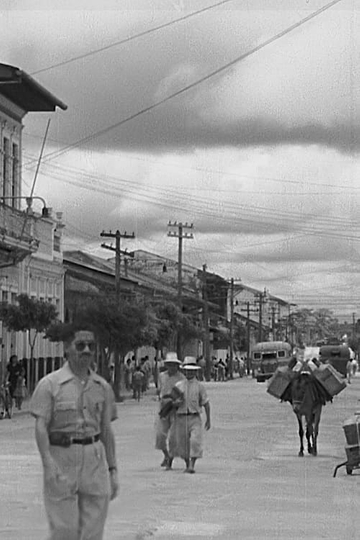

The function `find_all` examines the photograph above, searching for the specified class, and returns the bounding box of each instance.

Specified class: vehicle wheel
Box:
[346,465,353,475]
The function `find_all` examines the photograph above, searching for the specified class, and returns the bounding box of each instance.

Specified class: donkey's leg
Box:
[297,415,304,456]
[312,406,322,456]
[306,420,313,455]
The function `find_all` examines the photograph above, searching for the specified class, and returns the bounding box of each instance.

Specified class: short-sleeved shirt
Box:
[30,362,117,438]
[175,378,209,415]
[158,371,185,400]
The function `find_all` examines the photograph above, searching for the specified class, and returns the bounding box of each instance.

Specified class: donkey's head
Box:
[291,371,312,413]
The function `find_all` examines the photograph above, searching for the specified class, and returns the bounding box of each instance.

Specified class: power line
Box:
[23,133,360,194]
[33,165,360,243]
[26,151,359,231]
[32,165,360,248]
[31,0,234,76]
[26,0,343,165]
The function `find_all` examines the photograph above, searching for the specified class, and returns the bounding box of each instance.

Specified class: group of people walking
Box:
[155,352,211,474]
[125,355,152,400]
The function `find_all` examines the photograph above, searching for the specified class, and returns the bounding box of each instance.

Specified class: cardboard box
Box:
[267,367,292,399]
[313,364,346,397]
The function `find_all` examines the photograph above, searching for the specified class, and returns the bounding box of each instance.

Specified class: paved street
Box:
[2,375,360,539]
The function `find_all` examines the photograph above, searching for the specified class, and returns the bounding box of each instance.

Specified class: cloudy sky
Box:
[1,0,360,319]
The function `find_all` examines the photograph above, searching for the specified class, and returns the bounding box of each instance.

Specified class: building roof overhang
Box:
[0,63,67,112]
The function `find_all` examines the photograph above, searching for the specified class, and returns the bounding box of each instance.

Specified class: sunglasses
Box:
[75,341,96,352]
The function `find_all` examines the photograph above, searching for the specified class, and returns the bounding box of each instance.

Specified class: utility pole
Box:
[167,221,194,310]
[240,301,259,375]
[255,289,267,342]
[202,264,211,381]
[168,222,194,358]
[229,278,234,380]
[100,230,135,305]
[100,229,135,402]
[353,312,356,342]
[271,304,277,340]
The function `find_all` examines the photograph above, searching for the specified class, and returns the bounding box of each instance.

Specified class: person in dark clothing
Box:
[6,355,23,400]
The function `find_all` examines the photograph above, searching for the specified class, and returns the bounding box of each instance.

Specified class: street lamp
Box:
[1,196,49,215]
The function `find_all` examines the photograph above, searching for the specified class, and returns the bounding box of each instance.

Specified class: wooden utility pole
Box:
[240,301,258,375]
[100,230,135,305]
[255,289,267,342]
[100,229,135,401]
[229,278,234,379]
[167,221,194,309]
[168,222,194,357]
[271,304,277,340]
[202,264,211,381]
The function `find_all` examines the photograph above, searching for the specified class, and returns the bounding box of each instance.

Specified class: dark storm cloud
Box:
[13,0,357,157]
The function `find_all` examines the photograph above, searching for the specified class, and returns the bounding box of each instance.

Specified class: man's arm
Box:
[100,385,119,500]
[204,402,211,430]
[31,379,64,479]
[34,416,64,477]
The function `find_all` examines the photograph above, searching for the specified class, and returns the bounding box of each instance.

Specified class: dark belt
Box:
[49,432,100,447]
[179,412,199,416]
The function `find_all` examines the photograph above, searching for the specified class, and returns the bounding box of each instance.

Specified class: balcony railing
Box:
[0,203,39,266]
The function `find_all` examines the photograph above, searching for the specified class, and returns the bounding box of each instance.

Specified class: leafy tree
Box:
[150,300,203,358]
[0,293,58,363]
[47,295,158,400]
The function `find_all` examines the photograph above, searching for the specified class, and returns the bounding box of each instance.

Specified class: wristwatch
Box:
[108,466,117,472]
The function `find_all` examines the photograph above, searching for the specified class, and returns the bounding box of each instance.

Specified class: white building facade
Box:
[0,63,67,386]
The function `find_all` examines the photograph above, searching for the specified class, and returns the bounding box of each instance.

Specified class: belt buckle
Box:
[61,434,72,447]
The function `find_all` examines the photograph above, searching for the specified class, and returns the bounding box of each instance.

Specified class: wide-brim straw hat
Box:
[164,352,182,365]
[182,356,201,370]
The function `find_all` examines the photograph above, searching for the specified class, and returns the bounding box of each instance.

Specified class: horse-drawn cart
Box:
[333,414,360,477]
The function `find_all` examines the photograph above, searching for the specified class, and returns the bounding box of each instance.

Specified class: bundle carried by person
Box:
[159,385,184,419]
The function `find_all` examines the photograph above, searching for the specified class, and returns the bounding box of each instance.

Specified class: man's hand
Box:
[109,469,119,500]
[43,457,68,483]
[205,418,211,431]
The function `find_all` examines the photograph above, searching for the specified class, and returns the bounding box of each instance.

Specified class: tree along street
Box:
[1,375,360,539]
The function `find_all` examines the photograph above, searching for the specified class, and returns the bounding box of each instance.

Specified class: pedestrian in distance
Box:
[173,356,211,474]
[13,370,27,410]
[124,358,132,391]
[132,365,145,401]
[155,351,185,470]
[6,354,22,404]
[30,324,119,540]
[217,359,226,382]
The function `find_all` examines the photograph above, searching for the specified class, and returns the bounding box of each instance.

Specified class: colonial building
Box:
[0,63,67,385]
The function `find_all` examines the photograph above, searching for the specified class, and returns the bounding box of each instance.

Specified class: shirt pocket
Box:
[53,400,77,429]
[86,394,105,426]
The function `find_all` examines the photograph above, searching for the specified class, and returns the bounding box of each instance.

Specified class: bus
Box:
[251,341,292,382]
[319,345,350,377]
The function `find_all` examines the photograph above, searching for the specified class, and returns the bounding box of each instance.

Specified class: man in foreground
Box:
[30,325,118,540]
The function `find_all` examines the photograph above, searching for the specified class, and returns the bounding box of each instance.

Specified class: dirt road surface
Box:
[1,375,360,539]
